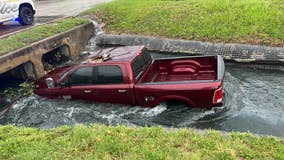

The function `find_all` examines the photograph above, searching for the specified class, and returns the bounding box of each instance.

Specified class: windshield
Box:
[58,67,74,83]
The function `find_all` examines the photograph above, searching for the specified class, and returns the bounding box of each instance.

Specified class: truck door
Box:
[0,0,19,21]
[57,66,97,101]
[92,65,133,105]
[57,65,133,106]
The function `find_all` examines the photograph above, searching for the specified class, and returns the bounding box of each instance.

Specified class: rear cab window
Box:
[131,50,152,80]
[96,65,123,84]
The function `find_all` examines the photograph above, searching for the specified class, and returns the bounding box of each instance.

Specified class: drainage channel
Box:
[0,62,283,137]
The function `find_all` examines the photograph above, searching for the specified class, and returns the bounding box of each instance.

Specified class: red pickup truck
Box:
[34,45,225,109]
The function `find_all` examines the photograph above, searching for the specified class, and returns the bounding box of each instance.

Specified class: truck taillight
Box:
[213,87,223,104]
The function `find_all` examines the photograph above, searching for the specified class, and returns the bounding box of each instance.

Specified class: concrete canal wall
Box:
[0,22,94,80]
[96,34,284,70]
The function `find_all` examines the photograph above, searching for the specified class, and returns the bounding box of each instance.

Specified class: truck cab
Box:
[0,0,35,25]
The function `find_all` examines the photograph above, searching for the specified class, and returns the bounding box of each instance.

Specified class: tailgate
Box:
[217,55,225,81]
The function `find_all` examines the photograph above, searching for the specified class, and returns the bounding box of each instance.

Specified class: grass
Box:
[0,124,283,160]
[82,0,284,46]
[0,17,88,56]
[1,2,284,159]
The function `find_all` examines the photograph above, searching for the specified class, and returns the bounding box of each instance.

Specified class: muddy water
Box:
[197,65,284,136]
[1,64,284,137]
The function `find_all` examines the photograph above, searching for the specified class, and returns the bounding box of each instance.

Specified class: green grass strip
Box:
[0,124,283,159]
[82,0,284,46]
[0,17,88,56]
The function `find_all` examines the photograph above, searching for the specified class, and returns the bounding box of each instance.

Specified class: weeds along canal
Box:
[0,63,284,137]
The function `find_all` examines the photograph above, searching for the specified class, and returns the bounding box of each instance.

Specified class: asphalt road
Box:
[0,0,112,37]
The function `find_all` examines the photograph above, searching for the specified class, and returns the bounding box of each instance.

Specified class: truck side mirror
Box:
[45,78,55,88]
[60,82,71,88]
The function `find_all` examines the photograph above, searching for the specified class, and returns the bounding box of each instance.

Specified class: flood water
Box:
[1,63,283,137]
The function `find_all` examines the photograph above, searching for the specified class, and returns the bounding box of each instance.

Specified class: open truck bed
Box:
[138,55,222,83]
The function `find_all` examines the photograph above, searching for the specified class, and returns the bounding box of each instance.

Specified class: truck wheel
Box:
[19,7,34,25]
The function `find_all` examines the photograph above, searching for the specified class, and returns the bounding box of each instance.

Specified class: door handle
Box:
[84,90,92,93]
[118,89,127,93]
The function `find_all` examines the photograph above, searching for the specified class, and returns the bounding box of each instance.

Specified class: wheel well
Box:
[154,95,197,108]
[165,100,188,107]
[159,98,195,108]
[19,3,34,14]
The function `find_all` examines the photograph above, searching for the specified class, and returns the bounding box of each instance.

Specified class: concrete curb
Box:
[96,34,284,64]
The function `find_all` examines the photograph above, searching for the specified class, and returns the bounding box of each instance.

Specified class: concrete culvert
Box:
[0,61,36,91]
[41,45,70,71]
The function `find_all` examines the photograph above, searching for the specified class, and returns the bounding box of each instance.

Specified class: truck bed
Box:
[139,56,218,83]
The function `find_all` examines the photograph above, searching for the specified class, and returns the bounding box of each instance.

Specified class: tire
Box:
[19,7,34,25]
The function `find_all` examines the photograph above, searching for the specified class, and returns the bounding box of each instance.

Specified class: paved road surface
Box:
[0,0,112,37]
[36,0,112,16]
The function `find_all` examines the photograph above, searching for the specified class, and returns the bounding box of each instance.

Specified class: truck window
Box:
[68,66,123,85]
[58,67,74,83]
[131,51,152,79]
[68,67,93,85]
[96,65,123,84]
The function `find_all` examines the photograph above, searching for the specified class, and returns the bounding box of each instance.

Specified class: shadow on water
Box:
[1,65,284,137]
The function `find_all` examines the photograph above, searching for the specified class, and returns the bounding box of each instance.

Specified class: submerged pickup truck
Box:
[34,45,225,109]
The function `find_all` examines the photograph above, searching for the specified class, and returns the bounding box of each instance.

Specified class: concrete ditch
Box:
[0,22,284,138]
[1,22,283,85]
[96,34,284,70]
